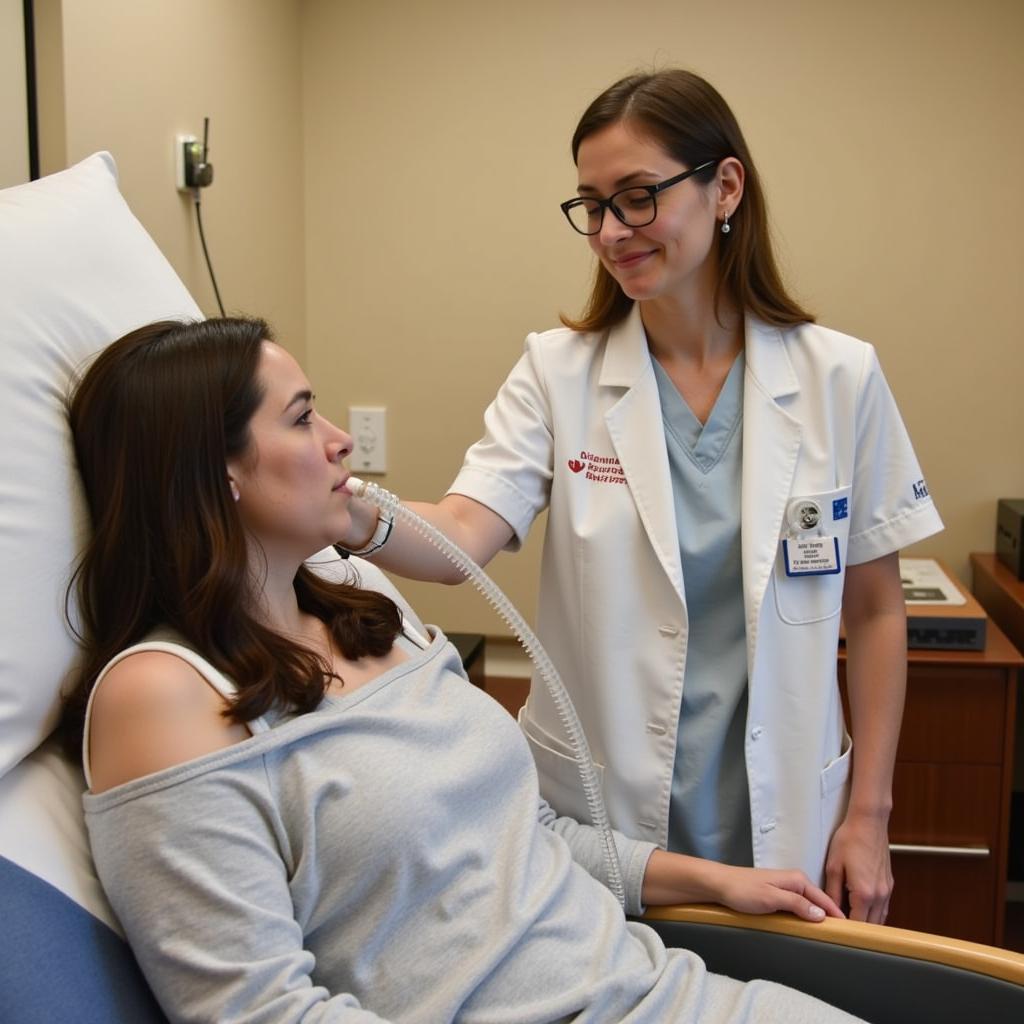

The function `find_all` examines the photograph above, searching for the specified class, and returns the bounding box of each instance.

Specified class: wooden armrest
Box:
[642,904,1024,986]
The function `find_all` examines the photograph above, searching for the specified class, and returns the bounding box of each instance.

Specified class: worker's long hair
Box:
[61,317,400,758]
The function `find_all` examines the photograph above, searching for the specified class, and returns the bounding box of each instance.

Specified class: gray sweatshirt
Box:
[84,618,859,1023]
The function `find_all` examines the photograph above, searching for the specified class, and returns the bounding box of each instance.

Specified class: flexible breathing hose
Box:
[344,476,625,909]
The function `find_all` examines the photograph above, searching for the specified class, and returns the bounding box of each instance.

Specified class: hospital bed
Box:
[1,153,1022,1024]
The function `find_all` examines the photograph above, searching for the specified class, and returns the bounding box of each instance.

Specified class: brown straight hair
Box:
[560,69,814,333]
[61,318,401,758]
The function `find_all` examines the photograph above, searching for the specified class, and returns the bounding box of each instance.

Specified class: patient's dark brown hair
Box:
[61,317,401,757]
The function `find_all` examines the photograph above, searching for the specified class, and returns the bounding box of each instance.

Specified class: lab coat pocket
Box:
[819,733,853,851]
[773,485,852,625]
[519,707,604,824]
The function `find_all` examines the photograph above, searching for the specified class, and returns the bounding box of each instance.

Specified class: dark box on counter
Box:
[996,499,1024,579]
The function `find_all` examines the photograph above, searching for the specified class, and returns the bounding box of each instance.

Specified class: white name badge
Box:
[782,536,841,577]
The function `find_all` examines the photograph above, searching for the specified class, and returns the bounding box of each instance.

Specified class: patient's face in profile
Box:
[228,341,355,559]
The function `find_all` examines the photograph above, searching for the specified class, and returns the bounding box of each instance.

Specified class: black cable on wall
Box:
[23,0,39,181]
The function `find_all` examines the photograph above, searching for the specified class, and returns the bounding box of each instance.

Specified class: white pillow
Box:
[0,736,120,932]
[0,152,201,779]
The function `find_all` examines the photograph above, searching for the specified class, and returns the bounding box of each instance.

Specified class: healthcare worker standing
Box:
[341,69,942,923]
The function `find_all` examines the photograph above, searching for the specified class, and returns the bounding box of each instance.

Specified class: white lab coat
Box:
[449,304,942,881]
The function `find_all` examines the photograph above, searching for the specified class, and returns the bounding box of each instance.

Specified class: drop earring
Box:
[230,482,240,503]
[721,211,731,235]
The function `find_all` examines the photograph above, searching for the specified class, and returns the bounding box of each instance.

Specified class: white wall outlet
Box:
[349,406,387,474]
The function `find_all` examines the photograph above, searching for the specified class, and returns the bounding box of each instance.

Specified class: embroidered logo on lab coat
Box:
[570,451,627,485]
[912,479,929,500]
[832,497,849,521]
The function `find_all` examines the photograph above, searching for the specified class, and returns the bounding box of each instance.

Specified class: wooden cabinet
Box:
[839,606,1020,945]
[971,553,1024,648]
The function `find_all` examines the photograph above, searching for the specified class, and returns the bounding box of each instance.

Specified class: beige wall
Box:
[0,0,29,188]
[34,0,307,361]
[301,0,1024,632]
[24,0,1024,637]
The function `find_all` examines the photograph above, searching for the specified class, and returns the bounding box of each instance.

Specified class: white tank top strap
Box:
[81,638,269,791]
[400,614,431,651]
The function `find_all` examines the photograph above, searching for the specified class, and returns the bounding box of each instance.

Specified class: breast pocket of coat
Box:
[518,707,604,824]
[773,485,852,625]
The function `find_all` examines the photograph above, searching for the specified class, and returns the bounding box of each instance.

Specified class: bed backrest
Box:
[0,153,199,1022]
[0,152,202,779]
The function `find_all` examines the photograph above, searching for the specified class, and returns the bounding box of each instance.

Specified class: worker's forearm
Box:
[842,556,907,819]
[843,612,905,817]
[365,501,475,583]
[343,494,513,584]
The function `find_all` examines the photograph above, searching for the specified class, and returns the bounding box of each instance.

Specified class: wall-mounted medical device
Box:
[176,125,214,192]
[175,118,224,316]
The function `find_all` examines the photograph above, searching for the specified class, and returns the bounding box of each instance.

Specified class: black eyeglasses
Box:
[560,159,720,236]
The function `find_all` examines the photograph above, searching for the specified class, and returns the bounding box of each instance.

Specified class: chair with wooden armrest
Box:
[642,904,1024,1024]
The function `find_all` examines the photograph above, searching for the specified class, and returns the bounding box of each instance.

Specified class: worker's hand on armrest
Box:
[641,850,845,923]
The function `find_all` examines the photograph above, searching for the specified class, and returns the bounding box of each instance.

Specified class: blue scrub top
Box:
[653,353,753,867]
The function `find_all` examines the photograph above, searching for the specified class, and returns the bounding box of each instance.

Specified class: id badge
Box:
[782,536,841,577]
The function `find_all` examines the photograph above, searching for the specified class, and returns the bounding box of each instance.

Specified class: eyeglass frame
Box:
[559,159,721,236]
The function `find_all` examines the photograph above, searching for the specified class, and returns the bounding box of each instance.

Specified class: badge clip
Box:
[782,498,840,576]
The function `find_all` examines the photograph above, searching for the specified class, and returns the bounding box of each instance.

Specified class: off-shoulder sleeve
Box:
[85,765,390,1024]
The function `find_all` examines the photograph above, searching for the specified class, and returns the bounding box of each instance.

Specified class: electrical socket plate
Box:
[349,406,387,474]
[175,134,202,191]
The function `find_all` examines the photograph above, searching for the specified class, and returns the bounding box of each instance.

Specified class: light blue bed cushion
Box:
[1,855,167,1023]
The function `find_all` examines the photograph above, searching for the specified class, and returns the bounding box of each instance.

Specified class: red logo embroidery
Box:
[569,451,627,485]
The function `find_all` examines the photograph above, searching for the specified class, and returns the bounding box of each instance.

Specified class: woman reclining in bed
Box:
[61,316,861,1023]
